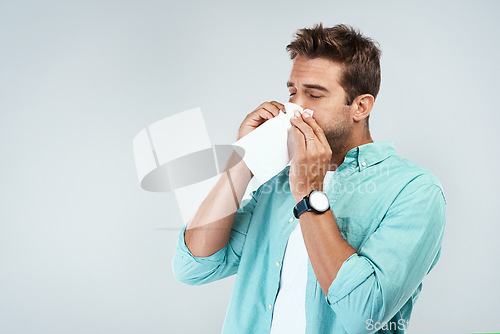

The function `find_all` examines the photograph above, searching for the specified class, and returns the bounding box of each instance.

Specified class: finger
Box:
[291,123,306,154]
[250,101,281,122]
[258,102,281,117]
[259,108,277,119]
[290,112,318,143]
[269,101,286,113]
[301,112,329,148]
[248,108,275,124]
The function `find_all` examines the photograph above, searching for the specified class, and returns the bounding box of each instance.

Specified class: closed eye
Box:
[289,92,322,99]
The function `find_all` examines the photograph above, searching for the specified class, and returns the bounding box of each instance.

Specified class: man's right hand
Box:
[236,101,285,141]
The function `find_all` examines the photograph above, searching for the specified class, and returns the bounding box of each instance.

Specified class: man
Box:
[172,23,446,334]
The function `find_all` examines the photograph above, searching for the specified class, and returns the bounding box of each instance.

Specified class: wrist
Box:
[293,189,330,219]
[294,193,307,203]
[293,188,318,203]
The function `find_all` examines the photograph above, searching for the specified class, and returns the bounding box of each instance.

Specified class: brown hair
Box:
[286,23,381,129]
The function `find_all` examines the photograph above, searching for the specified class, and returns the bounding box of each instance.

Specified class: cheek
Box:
[309,101,334,121]
[311,109,345,133]
[311,113,329,131]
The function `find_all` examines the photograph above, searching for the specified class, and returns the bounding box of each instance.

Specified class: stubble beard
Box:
[324,111,352,170]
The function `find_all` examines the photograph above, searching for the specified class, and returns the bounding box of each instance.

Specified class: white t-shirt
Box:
[270,171,335,334]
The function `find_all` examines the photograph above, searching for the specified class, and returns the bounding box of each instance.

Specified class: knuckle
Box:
[255,103,268,111]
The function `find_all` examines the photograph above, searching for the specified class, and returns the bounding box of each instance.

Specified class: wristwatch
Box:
[293,190,330,219]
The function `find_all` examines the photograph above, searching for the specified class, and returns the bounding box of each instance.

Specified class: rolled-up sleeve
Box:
[171,188,260,286]
[325,175,447,333]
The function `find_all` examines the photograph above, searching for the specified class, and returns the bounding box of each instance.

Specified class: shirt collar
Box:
[340,141,396,172]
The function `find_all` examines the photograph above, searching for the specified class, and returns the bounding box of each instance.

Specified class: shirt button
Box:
[276,261,280,267]
[361,161,367,167]
[289,217,294,223]
[268,304,272,310]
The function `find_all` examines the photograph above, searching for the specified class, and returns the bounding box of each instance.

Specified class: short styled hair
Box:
[286,23,381,129]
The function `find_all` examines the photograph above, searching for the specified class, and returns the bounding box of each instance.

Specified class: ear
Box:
[351,94,374,123]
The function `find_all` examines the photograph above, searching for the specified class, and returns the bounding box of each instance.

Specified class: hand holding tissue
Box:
[131,102,313,224]
[232,102,314,187]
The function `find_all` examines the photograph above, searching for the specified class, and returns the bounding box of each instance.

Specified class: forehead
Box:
[288,56,343,89]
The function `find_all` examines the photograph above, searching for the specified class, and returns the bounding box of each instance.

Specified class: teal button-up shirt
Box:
[172,141,447,333]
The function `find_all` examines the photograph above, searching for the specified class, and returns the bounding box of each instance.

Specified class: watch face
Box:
[309,190,330,212]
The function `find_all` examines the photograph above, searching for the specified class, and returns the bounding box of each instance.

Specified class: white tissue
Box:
[232,102,313,187]
[132,103,314,224]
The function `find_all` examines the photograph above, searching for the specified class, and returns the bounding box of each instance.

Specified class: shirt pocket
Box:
[334,216,379,250]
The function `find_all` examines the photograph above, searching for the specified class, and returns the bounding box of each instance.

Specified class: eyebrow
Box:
[286,81,330,93]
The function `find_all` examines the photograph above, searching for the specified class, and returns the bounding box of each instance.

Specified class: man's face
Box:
[287,56,353,153]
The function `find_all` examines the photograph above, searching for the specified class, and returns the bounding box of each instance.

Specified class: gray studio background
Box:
[1,1,499,333]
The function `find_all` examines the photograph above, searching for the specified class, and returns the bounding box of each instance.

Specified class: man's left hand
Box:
[289,111,332,203]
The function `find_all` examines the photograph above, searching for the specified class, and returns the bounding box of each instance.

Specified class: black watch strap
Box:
[293,197,309,219]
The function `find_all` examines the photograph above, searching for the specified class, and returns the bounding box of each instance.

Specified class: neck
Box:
[328,132,373,171]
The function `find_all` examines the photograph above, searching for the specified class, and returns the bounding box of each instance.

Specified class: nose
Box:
[290,94,306,110]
